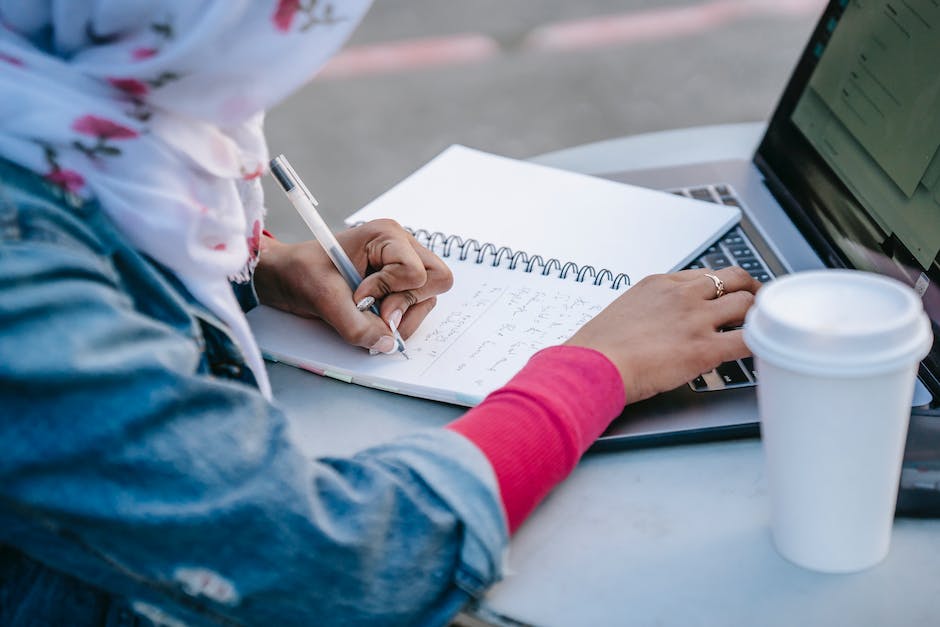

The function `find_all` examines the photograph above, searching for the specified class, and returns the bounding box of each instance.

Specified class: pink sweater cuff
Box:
[446,345,625,533]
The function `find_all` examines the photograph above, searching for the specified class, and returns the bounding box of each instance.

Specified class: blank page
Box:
[345,144,740,280]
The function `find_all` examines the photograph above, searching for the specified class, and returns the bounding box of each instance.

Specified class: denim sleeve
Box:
[0,225,507,625]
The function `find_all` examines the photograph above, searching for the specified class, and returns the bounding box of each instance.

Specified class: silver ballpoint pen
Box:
[269,154,409,358]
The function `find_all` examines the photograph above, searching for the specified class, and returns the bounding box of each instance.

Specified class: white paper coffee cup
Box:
[744,270,932,573]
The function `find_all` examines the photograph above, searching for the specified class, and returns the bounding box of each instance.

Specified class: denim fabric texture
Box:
[0,158,508,626]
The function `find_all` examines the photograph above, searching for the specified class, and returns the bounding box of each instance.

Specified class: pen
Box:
[269,154,409,358]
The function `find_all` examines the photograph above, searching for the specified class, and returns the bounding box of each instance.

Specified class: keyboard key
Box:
[728,245,754,259]
[742,357,757,381]
[716,361,751,386]
[671,184,775,287]
[691,375,709,391]
[702,253,732,269]
[737,258,764,272]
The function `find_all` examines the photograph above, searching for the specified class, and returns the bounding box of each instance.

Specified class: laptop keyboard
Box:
[671,183,775,392]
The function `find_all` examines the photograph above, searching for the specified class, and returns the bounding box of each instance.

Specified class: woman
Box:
[0,2,758,625]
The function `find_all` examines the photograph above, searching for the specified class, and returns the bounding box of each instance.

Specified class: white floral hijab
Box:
[0,0,373,398]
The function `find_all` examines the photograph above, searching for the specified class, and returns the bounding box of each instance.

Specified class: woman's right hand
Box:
[565,266,761,404]
[254,220,453,353]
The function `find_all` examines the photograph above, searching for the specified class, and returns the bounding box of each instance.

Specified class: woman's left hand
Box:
[253,219,453,353]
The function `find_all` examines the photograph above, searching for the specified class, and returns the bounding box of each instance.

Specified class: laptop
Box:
[595,0,940,450]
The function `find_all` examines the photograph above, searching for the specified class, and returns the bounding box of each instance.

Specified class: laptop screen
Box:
[756,0,940,396]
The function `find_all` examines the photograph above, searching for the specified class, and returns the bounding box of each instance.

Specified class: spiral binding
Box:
[407,227,630,290]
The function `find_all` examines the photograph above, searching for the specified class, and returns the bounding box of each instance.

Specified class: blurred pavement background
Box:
[263,0,828,238]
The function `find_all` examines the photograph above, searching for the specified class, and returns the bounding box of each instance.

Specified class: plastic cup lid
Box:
[743,270,933,376]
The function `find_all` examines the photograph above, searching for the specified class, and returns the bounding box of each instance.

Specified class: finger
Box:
[395,296,437,339]
[706,290,756,328]
[339,309,397,352]
[378,245,453,319]
[315,291,397,351]
[708,328,752,364]
[411,241,455,296]
[689,266,760,300]
[355,236,428,300]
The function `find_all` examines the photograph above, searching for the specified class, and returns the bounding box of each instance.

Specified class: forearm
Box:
[447,346,626,533]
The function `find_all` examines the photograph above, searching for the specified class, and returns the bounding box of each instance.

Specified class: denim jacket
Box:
[0,158,507,626]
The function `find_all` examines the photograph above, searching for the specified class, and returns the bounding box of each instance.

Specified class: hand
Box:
[565,267,761,403]
[254,219,453,353]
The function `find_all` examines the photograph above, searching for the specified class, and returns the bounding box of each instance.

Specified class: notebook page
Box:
[345,145,741,280]
[247,259,621,405]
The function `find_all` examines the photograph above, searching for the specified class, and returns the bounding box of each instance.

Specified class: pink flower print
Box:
[0,52,23,66]
[132,47,158,60]
[108,77,149,98]
[73,115,138,140]
[274,0,341,32]
[213,242,227,251]
[242,164,264,180]
[273,0,301,32]
[72,115,138,160]
[44,168,85,193]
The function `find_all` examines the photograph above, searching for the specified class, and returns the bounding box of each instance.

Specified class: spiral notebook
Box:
[247,145,740,405]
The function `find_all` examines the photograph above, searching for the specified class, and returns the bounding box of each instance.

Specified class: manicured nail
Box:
[370,336,396,355]
[388,309,404,331]
[356,296,375,311]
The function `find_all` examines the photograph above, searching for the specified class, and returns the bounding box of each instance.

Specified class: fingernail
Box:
[388,309,404,331]
[370,336,396,355]
[356,296,375,311]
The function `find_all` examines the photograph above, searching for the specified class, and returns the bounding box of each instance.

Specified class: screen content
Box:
[789,0,940,327]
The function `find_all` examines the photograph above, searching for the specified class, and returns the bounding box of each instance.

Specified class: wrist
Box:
[254,236,294,311]
[563,336,636,402]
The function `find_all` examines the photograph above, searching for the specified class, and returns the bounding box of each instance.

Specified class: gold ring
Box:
[704,273,725,299]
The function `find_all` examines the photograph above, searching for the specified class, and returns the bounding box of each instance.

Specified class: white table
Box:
[274,123,940,627]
